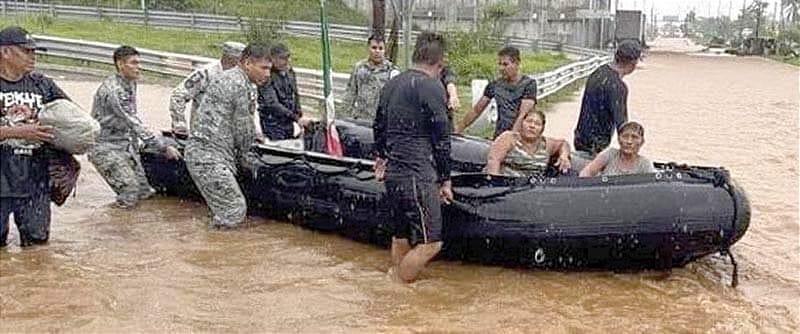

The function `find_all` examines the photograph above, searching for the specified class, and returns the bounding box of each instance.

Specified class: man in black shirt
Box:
[573,40,641,165]
[373,31,452,283]
[0,26,69,247]
[455,46,538,138]
[258,44,310,141]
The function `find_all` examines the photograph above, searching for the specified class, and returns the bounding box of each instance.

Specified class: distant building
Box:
[341,0,616,48]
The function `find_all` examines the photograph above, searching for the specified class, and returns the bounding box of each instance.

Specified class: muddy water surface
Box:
[1,40,798,332]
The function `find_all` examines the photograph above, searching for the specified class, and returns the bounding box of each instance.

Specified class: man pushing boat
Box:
[373,32,453,283]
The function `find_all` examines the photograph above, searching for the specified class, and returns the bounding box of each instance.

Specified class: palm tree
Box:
[748,0,768,38]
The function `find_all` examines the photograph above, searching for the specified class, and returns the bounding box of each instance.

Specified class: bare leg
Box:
[391,237,412,266]
[398,241,443,283]
[390,238,412,281]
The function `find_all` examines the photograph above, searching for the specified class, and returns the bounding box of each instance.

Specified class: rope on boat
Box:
[714,168,741,288]
[728,250,739,288]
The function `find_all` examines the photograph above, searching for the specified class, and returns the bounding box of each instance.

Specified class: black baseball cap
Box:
[0,26,46,51]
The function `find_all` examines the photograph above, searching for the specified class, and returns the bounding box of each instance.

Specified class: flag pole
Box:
[320,0,343,157]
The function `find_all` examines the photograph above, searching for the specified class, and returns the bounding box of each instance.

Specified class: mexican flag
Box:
[321,0,343,157]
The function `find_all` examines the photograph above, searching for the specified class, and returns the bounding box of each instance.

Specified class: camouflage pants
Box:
[184,145,246,228]
[88,142,155,207]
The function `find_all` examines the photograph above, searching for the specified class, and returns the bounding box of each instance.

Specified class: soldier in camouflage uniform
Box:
[340,34,400,121]
[169,41,245,135]
[184,43,272,228]
[89,46,180,209]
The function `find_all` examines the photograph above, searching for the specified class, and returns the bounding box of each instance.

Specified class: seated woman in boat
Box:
[579,121,657,177]
[485,109,571,177]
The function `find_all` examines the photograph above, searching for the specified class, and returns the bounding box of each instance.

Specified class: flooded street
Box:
[2,40,798,332]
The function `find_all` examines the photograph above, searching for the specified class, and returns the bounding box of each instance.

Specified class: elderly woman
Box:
[579,121,656,177]
[485,109,571,177]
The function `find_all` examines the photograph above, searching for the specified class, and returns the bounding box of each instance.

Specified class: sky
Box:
[616,0,783,19]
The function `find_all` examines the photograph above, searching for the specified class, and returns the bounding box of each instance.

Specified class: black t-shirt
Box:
[573,64,628,155]
[483,76,537,138]
[1,72,69,198]
[373,69,451,183]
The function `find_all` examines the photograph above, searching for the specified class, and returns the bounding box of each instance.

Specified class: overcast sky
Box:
[616,0,783,19]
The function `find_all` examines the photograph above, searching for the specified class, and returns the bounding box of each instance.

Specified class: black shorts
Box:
[385,177,442,246]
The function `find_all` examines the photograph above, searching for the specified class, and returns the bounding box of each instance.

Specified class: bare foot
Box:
[386,267,404,283]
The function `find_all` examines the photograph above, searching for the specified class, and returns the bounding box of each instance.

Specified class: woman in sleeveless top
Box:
[579,121,656,177]
[485,109,571,177]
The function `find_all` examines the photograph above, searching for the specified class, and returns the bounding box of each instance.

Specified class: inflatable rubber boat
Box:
[141,120,750,273]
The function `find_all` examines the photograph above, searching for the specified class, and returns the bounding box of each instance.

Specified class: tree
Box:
[748,0,769,38]
[681,10,696,37]
[372,0,385,38]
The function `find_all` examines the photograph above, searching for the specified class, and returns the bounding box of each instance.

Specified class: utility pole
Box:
[599,0,605,48]
[742,0,746,19]
[402,0,414,69]
[372,0,386,38]
[473,0,479,31]
[528,0,534,39]
[729,0,732,18]
[541,0,547,40]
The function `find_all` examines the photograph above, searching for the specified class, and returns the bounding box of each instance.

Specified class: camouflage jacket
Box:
[188,66,257,160]
[340,59,399,120]
[91,74,163,149]
[169,61,225,131]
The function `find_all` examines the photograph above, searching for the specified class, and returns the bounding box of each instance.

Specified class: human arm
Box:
[455,81,496,134]
[424,81,454,204]
[512,79,539,132]
[104,85,164,150]
[455,96,491,134]
[252,106,265,143]
[169,69,207,134]
[0,124,53,142]
[372,88,388,181]
[424,80,452,186]
[290,69,312,127]
[446,83,460,111]
[545,137,571,174]
[441,66,460,111]
[512,99,536,132]
[339,65,359,115]
[485,131,517,175]
[579,150,612,177]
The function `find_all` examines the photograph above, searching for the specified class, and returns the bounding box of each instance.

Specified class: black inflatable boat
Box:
[141,120,750,272]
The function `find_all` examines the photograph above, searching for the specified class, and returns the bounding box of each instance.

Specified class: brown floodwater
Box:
[1,39,798,332]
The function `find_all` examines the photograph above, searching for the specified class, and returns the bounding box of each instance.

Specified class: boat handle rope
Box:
[715,169,740,288]
[677,167,740,287]
[344,161,376,181]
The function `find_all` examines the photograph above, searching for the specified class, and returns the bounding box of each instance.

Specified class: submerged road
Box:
[1,38,798,332]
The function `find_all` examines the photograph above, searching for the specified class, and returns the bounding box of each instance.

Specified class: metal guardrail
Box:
[0,1,398,42]
[34,35,350,113]
[8,1,610,116]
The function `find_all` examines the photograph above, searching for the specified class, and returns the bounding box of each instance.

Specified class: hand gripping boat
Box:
[141,120,750,283]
